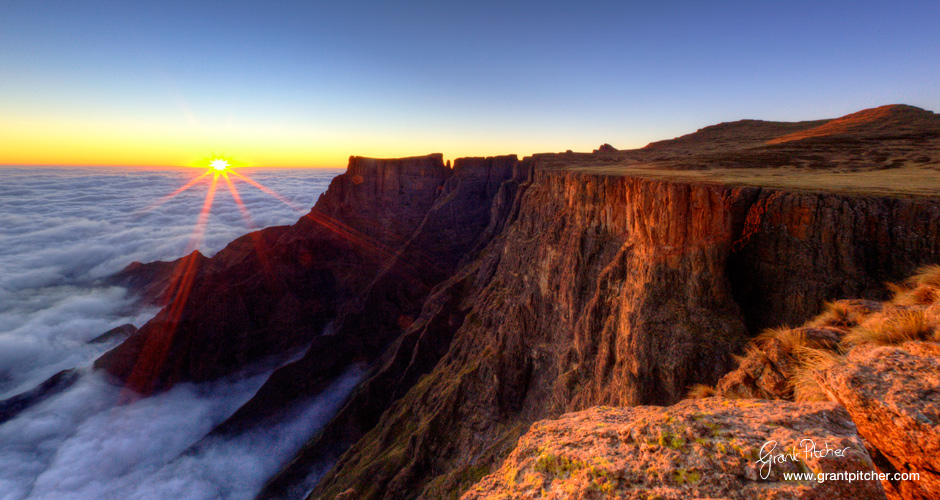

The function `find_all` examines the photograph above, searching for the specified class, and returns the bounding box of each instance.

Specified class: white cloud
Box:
[0,166,345,499]
[0,367,362,500]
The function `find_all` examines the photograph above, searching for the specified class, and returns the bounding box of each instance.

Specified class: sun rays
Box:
[121,157,302,396]
[140,157,301,248]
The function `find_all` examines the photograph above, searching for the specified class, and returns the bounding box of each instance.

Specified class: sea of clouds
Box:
[0,166,349,500]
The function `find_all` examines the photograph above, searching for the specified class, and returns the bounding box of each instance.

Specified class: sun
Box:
[210,159,229,171]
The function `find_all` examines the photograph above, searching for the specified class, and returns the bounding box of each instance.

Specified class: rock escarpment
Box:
[92,105,940,499]
[302,162,940,499]
[207,155,518,438]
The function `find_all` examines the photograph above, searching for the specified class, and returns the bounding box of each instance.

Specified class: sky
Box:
[1,0,938,167]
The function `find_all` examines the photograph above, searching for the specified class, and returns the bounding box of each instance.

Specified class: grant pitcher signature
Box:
[756,439,850,479]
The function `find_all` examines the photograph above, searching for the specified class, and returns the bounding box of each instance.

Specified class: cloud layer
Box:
[0,166,340,396]
[0,367,362,500]
[0,166,344,499]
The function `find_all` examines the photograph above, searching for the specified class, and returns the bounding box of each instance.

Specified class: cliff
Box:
[302,163,940,500]
[89,105,940,499]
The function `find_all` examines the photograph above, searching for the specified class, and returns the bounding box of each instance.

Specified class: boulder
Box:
[821,342,940,499]
[464,399,884,499]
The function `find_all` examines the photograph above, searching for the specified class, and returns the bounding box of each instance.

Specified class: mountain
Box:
[92,105,940,499]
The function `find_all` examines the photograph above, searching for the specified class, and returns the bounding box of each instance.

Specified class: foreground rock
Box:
[464,399,884,500]
[821,342,940,500]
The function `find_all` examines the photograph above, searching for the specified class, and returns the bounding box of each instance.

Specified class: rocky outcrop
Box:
[821,342,940,500]
[95,154,452,393]
[464,399,884,500]
[206,156,518,439]
[0,369,81,425]
[107,251,209,306]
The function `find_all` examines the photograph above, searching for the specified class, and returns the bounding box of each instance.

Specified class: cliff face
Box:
[729,192,940,330]
[205,155,518,441]
[303,165,940,499]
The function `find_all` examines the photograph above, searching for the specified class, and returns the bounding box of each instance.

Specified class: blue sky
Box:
[1,0,938,166]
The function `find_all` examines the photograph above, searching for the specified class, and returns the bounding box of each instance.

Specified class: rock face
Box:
[821,342,940,500]
[727,192,940,331]
[207,155,518,439]
[302,167,940,499]
[464,399,884,500]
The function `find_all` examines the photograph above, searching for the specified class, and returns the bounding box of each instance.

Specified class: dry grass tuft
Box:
[889,265,940,306]
[790,347,843,402]
[907,264,940,289]
[844,308,940,346]
[891,284,939,306]
[808,301,866,328]
[686,384,717,399]
[755,326,799,351]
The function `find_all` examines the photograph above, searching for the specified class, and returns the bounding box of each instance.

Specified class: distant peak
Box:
[767,104,938,145]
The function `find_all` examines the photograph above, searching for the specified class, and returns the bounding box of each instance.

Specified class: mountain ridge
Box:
[83,104,940,499]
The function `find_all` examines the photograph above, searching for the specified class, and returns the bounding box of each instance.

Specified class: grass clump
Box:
[790,346,843,402]
[686,384,716,399]
[843,308,939,346]
[889,264,940,306]
[756,326,805,353]
[809,302,870,329]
